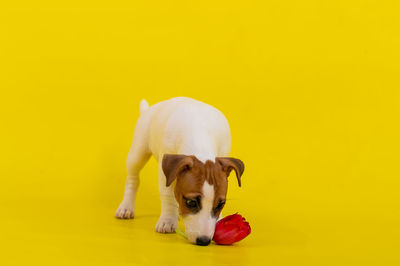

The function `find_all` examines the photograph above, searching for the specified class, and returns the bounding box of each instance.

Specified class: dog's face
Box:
[162,154,244,245]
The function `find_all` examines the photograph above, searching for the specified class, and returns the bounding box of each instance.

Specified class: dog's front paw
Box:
[115,203,135,219]
[155,216,178,233]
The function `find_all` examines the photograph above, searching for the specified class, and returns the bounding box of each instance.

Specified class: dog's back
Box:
[140,97,231,162]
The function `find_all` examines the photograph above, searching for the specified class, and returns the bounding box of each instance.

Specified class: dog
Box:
[115,97,244,246]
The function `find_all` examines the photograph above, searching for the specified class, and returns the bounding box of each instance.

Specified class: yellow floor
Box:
[1,0,400,265]
[1,190,397,266]
[1,154,399,265]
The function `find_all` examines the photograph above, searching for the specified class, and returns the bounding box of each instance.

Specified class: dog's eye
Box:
[185,199,198,209]
[212,200,226,216]
[215,200,225,210]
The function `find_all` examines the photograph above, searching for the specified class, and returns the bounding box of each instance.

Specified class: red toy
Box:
[213,213,251,245]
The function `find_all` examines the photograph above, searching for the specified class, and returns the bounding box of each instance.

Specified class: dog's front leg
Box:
[155,164,179,233]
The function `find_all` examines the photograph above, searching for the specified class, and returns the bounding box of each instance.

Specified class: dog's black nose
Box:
[196,236,211,246]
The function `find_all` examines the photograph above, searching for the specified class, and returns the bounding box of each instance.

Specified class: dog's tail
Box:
[139,99,150,114]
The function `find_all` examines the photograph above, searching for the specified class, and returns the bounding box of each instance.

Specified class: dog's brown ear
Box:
[216,157,245,187]
[162,154,194,187]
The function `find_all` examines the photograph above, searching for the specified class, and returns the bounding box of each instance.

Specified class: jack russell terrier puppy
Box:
[115,97,244,246]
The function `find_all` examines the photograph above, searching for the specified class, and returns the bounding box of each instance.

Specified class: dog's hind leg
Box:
[115,107,151,219]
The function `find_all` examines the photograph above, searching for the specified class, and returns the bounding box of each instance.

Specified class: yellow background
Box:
[1,1,399,265]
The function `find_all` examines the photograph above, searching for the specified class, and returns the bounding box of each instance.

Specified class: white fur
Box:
[139,99,149,114]
[116,97,231,242]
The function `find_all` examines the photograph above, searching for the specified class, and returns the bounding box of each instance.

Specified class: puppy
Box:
[115,97,244,246]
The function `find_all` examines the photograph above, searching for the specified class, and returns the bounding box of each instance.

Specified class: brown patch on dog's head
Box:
[162,154,245,217]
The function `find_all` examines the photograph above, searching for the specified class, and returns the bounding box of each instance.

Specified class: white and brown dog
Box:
[115,97,244,246]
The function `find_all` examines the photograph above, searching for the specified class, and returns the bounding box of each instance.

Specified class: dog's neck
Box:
[193,154,216,164]
[178,135,217,164]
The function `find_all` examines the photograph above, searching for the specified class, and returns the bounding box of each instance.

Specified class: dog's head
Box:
[162,154,244,246]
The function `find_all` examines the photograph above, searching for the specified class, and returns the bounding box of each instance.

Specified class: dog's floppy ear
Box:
[162,154,194,187]
[216,157,245,187]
